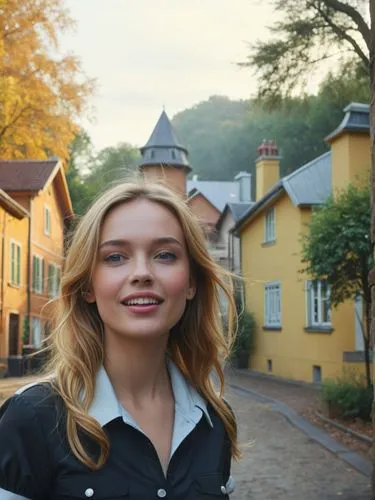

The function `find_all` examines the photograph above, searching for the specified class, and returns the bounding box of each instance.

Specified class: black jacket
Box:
[0,383,233,499]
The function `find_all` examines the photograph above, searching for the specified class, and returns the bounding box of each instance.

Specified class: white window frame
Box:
[264,281,281,327]
[48,263,61,298]
[264,207,276,243]
[306,280,331,327]
[44,205,51,235]
[10,240,21,287]
[31,316,42,348]
[32,254,44,294]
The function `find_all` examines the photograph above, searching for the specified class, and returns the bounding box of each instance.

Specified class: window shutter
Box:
[306,280,312,327]
[16,245,20,285]
[41,259,44,294]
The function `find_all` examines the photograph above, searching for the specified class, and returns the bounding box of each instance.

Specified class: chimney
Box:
[234,172,252,202]
[255,140,280,201]
[325,102,370,192]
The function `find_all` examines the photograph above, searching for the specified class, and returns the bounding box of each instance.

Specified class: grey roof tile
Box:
[326,102,369,142]
[282,152,332,206]
[187,180,240,211]
[139,110,191,170]
[228,202,254,221]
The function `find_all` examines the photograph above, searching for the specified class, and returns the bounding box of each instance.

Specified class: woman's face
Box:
[86,198,196,343]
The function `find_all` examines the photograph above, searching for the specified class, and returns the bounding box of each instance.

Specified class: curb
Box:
[315,411,373,444]
[229,382,373,478]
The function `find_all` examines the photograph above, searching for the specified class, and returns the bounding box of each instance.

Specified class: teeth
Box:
[125,298,159,305]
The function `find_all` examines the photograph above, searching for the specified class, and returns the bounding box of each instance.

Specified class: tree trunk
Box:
[369,0,375,494]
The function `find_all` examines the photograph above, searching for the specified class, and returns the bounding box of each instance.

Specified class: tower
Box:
[139,110,191,196]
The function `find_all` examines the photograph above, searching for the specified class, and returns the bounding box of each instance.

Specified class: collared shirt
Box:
[0,361,235,499]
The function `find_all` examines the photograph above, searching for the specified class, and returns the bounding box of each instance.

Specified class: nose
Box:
[130,255,153,285]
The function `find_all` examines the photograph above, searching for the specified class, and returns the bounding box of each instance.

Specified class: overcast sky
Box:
[63,0,276,152]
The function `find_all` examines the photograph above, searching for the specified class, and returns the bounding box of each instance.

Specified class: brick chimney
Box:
[255,140,280,201]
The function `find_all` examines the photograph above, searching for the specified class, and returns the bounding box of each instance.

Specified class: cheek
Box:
[164,268,191,296]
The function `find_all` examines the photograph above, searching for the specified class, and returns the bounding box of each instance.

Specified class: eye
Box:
[103,253,126,264]
[155,251,176,261]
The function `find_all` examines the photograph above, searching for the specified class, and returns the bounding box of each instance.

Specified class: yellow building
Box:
[0,159,73,367]
[234,103,370,383]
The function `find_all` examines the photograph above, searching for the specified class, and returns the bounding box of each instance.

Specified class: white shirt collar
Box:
[88,359,213,429]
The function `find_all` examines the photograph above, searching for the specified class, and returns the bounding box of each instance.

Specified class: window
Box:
[48,264,61,297]
[44,206,51,235]
[32,255,44,294]
[306,280,331,327]
[264,207,275,242]
[267,359,273,372]
[264,282,281,327]
[171,149,176,160]
[31,317,42,348]
[313,365,322,383]
[10,241,21,286]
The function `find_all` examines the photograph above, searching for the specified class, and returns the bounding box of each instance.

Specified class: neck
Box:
[103,334,171,403]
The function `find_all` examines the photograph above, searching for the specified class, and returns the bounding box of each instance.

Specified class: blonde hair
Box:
[45,181,239,469]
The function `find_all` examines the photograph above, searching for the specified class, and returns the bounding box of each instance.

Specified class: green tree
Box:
[301,184,372,386]
[172,68,369,186]
[240,0,370,103]
[66,130,93,216]
[83,143,140,207]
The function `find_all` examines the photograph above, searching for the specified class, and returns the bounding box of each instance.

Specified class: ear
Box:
[82,289,96,303]
[187,277,196,300]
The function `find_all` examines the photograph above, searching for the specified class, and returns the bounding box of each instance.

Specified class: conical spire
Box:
[139,110,191,171]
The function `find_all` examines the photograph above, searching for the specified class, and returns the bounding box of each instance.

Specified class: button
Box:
[157,488,167,498]
[221,485,227,494]
[85,489,94,498]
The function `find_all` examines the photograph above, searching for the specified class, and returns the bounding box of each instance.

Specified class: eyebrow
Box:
[99,237,184,250]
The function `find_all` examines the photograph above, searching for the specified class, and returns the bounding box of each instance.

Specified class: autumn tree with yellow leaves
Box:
[0,0,95,161]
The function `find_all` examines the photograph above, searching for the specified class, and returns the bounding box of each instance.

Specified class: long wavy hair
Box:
[45,180,239,469]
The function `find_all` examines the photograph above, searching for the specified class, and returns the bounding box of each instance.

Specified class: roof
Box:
[0,159,58,191]
[282,151,331,206]
[187,180,241,212]
[0,189,28,219]
[235,151,332,233]
[0,159,73,218]
[139,111,191,170]
[326,102,369,143]
[228,202,253,221]
[216,202,253,230]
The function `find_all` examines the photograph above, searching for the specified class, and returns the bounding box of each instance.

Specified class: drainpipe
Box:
[26,197,31,344]
[0,211,6,358]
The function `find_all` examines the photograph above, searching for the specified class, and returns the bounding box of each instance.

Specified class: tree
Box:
[172,68,369,186]
[301,184,373,387]
[240,0,370,103]
[0,0,95,160]
[66,131,93,216]
[83,143,140,210]
[367,2,375,495]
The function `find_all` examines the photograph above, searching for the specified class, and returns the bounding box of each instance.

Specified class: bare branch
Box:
[320,0,371,49]
[315,3,369,65]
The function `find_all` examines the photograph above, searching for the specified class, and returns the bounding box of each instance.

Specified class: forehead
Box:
[100,198,185,242]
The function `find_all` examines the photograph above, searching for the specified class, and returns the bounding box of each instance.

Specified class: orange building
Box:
[0,159,73,367]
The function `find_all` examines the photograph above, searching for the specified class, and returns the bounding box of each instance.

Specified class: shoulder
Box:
[0,383,59,497]
[0,381,63,433]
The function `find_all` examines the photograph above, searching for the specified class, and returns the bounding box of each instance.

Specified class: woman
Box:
[0,181,239,499]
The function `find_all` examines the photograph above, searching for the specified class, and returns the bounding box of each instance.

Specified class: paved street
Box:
[227,387,372,499]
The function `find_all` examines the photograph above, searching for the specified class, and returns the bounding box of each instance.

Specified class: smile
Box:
[122,297,163,306]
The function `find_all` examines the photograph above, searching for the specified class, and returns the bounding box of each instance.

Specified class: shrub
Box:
[321,373,373,421]
[234,310,256,353]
